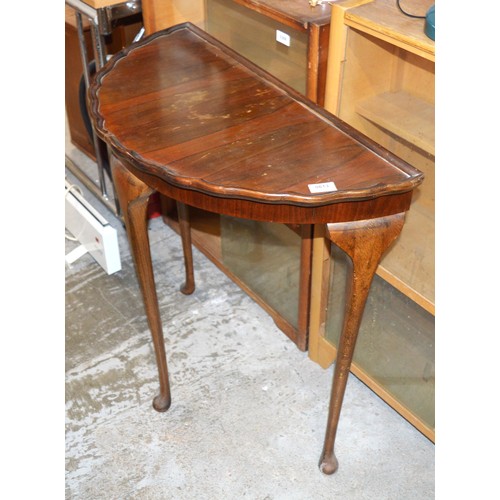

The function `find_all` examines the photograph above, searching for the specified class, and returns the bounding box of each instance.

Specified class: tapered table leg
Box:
[319,213,405,474]
[176,201,195,295]
[111,157,171,412]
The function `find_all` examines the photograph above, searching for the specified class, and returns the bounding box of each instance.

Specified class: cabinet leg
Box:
[176,201,195,295]
[111,157,171,412]
[319,213,405,474]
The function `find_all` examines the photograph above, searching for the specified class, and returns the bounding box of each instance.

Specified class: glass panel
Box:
[220,216,301,328]
[206,0,308,95]
[325,245,435,430]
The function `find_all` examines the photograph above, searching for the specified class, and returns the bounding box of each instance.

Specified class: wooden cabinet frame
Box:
[142,0,331,105]
[312,0,435,441]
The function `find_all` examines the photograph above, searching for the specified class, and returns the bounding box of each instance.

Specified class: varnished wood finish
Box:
[112,157,415,224]
[89,23,424,474]
[111,156,172,412]
[319,213,405,474]
[307,23,331,106]
[143,0,331,103]
[296,224,314,351]
[232,0,331,31]
[176,202,196,295]
[91,25,421,206]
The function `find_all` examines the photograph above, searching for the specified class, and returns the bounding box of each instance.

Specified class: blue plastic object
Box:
[425,5,435,40]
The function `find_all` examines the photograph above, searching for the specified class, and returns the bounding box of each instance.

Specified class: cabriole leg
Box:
[176,201,195,295]
[319,213,405,474]
[111,156,171,412]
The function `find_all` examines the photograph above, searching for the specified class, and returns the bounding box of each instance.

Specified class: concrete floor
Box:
[65,144,434,499]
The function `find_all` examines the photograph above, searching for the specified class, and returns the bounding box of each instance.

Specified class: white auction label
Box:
[308,181,337,193]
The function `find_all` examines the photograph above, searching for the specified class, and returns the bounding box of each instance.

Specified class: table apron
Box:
[113,154,414,225]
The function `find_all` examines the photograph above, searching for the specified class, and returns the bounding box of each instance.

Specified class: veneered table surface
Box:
[91,24,423,207]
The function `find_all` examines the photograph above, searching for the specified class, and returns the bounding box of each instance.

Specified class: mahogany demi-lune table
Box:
[88,23,424,474]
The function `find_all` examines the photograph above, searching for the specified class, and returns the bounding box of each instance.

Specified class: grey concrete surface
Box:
[65,144,434,499]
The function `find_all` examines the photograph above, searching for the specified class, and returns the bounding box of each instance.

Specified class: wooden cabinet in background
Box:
[206,0,331,105]
[141,0,331,104]
[309,0,435,441]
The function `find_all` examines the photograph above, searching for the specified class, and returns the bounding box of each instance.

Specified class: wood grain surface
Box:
[90,24,423,209]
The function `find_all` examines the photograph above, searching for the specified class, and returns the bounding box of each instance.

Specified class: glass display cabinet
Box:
[309,0,435,440]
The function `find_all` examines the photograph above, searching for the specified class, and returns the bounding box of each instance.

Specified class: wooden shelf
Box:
[377,201,435,314]
[356,90,435,156]
[315,0,435,439]
[324,1,435,313]
[345,0,435,61]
